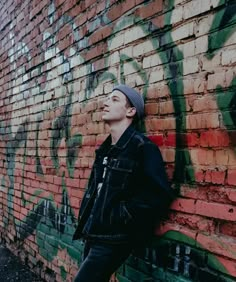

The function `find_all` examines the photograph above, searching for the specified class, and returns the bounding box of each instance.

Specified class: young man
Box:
[73,84,175,282]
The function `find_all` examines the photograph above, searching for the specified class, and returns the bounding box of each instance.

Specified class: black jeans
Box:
[74,241,132,282]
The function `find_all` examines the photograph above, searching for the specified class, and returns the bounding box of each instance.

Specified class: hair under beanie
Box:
[112,84,144,119]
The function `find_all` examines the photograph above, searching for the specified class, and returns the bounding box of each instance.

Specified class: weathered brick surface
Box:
[0,0,236,281]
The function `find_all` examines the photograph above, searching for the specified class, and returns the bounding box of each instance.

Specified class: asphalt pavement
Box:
[0,244,44,281]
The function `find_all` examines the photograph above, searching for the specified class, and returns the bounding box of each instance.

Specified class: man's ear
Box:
[126,107,136,118]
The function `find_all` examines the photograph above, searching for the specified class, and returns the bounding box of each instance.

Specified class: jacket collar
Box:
[96,124,136,155]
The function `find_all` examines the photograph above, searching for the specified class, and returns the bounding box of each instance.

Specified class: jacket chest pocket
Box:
[106,158,136,189]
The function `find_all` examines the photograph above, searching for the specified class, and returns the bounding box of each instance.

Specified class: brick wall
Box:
[0,0,236,281]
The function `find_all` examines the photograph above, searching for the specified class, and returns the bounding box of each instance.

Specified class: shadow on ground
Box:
[0,245,44,281]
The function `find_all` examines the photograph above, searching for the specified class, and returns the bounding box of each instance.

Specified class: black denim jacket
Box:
[73,125,175,244]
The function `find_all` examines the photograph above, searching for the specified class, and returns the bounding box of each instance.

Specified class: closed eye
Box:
[112,96,119,102]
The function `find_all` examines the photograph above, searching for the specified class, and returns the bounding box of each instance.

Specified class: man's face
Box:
[102,90,135,123]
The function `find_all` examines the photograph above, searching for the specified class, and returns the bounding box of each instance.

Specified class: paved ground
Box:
[0,244,44,281]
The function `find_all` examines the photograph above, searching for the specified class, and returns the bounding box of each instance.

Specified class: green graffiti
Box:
[36,120,44,175]
[5,58,84,271]
[208,1,236,145]
[6,121,29,219]
[162,1,194,185]
[154,231,229,276]
[207,1,236,58]
[0,176,6,192]
[34,176,82,263]
[217,77,236,130]
[50,91,82,177]
[66,134,82,178]
[60,266,67,281]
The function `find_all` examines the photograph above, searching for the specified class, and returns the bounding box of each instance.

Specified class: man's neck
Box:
[108,120,132,145]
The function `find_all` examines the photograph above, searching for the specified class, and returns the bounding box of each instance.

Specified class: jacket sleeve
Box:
[125,142,176,224]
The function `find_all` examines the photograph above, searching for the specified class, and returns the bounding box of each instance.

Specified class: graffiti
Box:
[207,0,236,58]
[0,0,236,281]
[124,232,231,281]
[2,3,85,275]
[207,0,236,145]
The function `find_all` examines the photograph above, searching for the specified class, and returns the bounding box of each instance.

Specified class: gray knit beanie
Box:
[112,84,144,119]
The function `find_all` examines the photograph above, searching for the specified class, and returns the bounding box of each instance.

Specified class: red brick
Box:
[30,179,42,189]
[70,4,83,17]
[207,186,230,204]
[87,6,97,20]
[219,222,236,237]
[161,148,175,163]
[135,0,163,19]
[107,3,123,21]
[170,213,215,233]
[53,176,62,186]
[215,150,229,166]
[197,218,216,233]
[183,79,194,95]
[192,95,218,112]
[170,198,196,214]
[62,0,77,13]
[79,179,87,189]
[96,0,106,14]
[146,84,169,99]
[156,222,197,240]
[216,256,236,277]
[145,103,159,115]
[47,183,59,194]
[70,198,80,208]
[207,72,226,90]
[159,100,174,115]
[187,113,220,129]
[71,188,84,199]
[148,134,164,146]
[196,200,236,221]
[164,133,176,147]
[195,169,205,183]
[14,190,21,199]
[228,150,236,166]
[197,233,236,260]
[121,0,136,14]
[83,43,106,61]
[85,0,97,9]
[227,170,236,186]
[84,101,97,112]
[57,23,72,41]
[184,133,199,147]
[66,178,80,188]
[82,135,96,146]
[73,169,85,179]
[180,185,206,200]
[229,130,236,146]
[191,148,214,166]
[151,14,164,29]
[200,130,230,147]
[211,170,226,184]
[163,117,176,130]
[75,12,87,28]
[225,188,236,203]
[89,26,112,45]
[26,172,36,180]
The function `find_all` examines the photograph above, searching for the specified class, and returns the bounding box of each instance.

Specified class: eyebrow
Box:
[109,94,120,100]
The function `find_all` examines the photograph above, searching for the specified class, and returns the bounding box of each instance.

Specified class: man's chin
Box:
[102,116,110,123]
